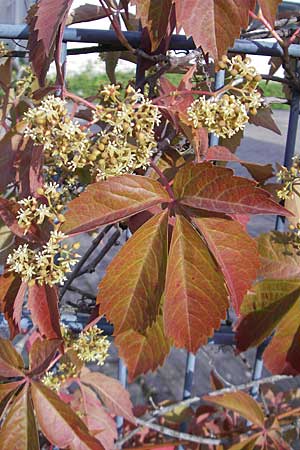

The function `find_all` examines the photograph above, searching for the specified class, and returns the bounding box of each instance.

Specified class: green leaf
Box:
[257,231,300,279]
[63,175,170,235]
[80,368,135,423]
[115,316,171,381]
[173,162,289,216]
[98,211,168,334]
[0,337,24,379]
[31,381,104,450]
[204,391,265,427]
[164,215,228,352]
[194,217,259,313]
[0,384,39,450]
[236,279,300,351]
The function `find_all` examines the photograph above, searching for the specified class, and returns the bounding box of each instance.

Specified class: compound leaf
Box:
[0,336,24,379]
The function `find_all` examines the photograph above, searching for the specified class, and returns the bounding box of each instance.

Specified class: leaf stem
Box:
[150,161,175,199]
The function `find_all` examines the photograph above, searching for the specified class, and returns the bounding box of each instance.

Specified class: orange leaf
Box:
[194,217,259,313]
[164,215,228,352]
[98,211,168,334]
[63,175,170,235]
[115,316,171,381]
[203,391,265,427]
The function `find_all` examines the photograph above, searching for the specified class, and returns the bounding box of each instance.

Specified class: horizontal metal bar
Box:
[1,24,300,57]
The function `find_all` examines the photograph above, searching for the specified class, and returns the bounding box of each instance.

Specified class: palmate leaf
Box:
[62,175,170,235]
[29,338,61,376]
[31,381,104,450]
[0,384,39,450]
[194,217,259,313]
[164,215,228,352]
[173,162,288,216]
[97,211,168,334]
[115,316,171,381]
[203,391,265,427]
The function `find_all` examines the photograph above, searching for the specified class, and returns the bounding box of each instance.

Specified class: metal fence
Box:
[0,23,299,439]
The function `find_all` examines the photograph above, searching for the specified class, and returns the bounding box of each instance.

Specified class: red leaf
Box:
[249,107,281,135]
[31,381,104,449]
[62,175,170,235]
[258,0,282,26]
[28,284,62,339]
[98,211,168,334]
[115,316,171,381]
[164,215,228,352]
[0,273,23,338]
[72,384,117,450]
[173,162,290,216]
[174,0,255,59]
[257,231,300,279]
[194,217,259,313]
[80,368,135,423]
[235,279,300,352]
[0,381,24,403]
[132,0,173,51]
[29,338,61,376]
[206,146,240,162]
[263,300,300,375]
[0,384,39,450]
[15,140,44,198]
[203,391,265,427]
[0,336,24,378]
[0,127,24,194]
[27,0,73,86]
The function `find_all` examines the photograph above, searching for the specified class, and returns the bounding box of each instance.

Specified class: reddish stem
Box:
[64,90,97,110]
[249,10,284,45]
[150,161,175,199]
[288,27,300,45]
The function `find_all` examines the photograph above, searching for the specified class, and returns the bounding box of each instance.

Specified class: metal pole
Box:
[1,24,300,56]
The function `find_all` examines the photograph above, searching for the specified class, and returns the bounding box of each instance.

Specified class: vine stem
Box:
[116,374,293,448]
[150,160,175,199]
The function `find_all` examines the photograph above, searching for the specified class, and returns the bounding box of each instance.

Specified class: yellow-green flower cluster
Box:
[188,94,249,138]
[277,156,300,200]
[71,326,110,366]
[16,182,65,234]
[42,360,78,392]
[0,41,8,58]
[6,230,80,286]
[91,84,161,178]
[42,325,110,391]
[24,96,91,172]
[188,55,263,138]
[15,67,35,96]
